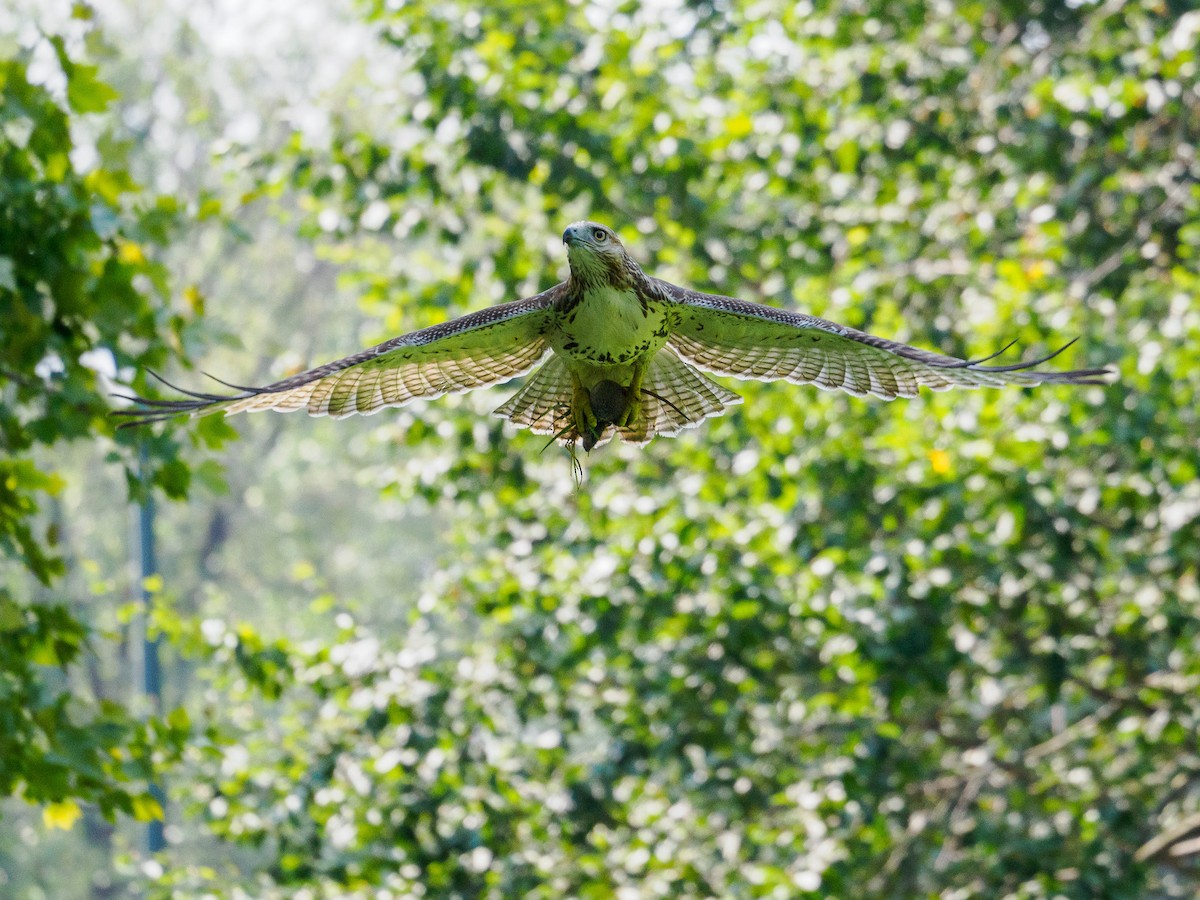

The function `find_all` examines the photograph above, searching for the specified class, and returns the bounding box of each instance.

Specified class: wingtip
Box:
[950,337,1115,386]
[107,365,263,428]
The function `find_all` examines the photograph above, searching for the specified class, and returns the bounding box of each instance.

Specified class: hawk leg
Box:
[571,375,598,438]
[617,359,648,427]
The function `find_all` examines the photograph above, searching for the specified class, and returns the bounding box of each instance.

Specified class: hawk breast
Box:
[550,285,673,367]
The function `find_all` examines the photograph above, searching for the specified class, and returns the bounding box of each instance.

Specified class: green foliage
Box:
[136,2,1199,898]
[0,595,186,818]
[0,33,184,569]
[5,1,1200,898]
[0,24,192,825]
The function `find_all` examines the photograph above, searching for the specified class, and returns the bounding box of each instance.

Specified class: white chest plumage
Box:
[549,285,672,374]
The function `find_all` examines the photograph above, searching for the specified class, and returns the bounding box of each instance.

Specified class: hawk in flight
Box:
[117,222,1110,449]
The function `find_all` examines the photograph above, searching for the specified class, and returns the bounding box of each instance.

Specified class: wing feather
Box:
[114,287,561,426]
[660,280,1112,399]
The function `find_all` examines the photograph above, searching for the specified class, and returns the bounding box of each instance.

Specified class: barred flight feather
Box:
[661,284,1110,400]
[113,292,558,427]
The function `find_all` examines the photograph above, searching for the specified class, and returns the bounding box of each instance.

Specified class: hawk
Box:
[116,221,1111,449]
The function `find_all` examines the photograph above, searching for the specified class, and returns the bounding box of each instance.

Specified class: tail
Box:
[615,349,742,446]
[493,355,576,436]
[494,350,742,448]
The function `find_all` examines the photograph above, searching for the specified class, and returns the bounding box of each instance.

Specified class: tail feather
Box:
[617,350,742,446]
[493,355,574,435]
[494,350,742,448]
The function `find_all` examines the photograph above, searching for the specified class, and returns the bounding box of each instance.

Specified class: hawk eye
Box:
[593,228,607,242]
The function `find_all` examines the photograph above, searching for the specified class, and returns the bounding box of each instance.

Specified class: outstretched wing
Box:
[114,287,562,426]
[660,281,1112,399]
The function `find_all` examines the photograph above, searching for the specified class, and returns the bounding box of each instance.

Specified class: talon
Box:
[617,396,642,427]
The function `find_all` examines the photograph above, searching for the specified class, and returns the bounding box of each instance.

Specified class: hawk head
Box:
[562,221,634,289]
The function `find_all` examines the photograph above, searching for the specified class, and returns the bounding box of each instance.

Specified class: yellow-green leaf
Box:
[132,794,164,822]
[43,800,83,831]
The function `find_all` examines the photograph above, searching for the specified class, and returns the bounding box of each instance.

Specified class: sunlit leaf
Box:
[42,800,83,831]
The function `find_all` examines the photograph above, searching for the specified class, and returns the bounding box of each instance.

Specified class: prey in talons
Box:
[569,357,651,450]
[578,379,631,451]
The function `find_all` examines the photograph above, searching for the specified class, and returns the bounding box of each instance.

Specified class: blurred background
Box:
[2,0,1198,896]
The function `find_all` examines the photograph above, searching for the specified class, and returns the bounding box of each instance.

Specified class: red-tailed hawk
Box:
[116,221,1111,449]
